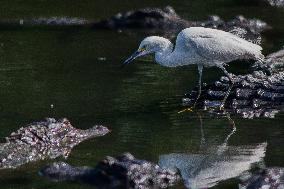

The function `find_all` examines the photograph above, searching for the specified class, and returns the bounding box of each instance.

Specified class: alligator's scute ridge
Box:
[0,118,110,169]
[40,153,180,188]
[183,49,284,119]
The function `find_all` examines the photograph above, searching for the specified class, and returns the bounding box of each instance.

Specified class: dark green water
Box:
[0,0,283,188]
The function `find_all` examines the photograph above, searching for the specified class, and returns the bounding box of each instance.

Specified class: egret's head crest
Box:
[139,36,171,53]
[122,36,171,67]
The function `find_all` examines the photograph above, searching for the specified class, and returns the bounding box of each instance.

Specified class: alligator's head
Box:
[63,124,110,148]
[1,118,110,169]
[47,119,111,157]
[78,125,110,138]
[38,162,80,182]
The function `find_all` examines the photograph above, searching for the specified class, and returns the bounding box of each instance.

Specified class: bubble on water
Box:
[98,57,106,61]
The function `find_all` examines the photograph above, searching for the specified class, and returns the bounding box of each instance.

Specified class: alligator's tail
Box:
[0,17,91,28]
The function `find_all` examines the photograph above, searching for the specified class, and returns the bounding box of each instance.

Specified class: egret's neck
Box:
[155,42,174,67]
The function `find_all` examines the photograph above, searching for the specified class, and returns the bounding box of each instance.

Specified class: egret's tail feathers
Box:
[246,39,262,52]
[256,53,265,63]
[252,53,266,69]
[245,41,264,62]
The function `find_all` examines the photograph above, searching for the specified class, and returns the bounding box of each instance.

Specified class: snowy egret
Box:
[123,27,264,110]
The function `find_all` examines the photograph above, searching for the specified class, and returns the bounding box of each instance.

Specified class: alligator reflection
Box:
[159,113,267,189]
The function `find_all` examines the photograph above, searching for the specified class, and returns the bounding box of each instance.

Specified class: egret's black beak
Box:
[121,49,144,68]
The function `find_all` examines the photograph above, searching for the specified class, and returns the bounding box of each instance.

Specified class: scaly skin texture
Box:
[40,153,180,189]
[182,49,284,119]
[240,167,284,189]
[0,118,110,169]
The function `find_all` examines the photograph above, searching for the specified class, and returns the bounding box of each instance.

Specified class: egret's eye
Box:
[138,47,146,52]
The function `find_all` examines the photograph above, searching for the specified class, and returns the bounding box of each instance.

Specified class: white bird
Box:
[123,27,264,109]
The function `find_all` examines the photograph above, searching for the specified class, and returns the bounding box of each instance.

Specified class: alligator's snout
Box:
[90,125,111,136]
[39,162,73,181]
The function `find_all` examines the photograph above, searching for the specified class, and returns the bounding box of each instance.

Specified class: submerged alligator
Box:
[96,6,267,43]
[242,0,284,7]
[39,153,180,188]
[92,6,268,42]
[182,48,284,119]
[0,118,110,169]
[266,0,284,7]
[240,167,284,189]
[0,7,268,43]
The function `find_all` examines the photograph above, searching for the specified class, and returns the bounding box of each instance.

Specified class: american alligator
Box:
[239,167,284,189]
[266,0,284,7]
[182,48,284,119]
[39,152,180,188]
[92,6,268,43]
[0,118,110,169]
[239,0,284,7]
[0,7,268,43]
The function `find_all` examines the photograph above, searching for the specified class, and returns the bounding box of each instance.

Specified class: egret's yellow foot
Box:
[178,107,193,114]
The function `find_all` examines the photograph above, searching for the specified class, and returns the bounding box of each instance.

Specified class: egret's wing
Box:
[176,27,263,63]
[188,33,261,62]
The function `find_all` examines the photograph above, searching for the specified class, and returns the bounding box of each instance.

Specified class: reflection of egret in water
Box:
[197,111,236,153]
[159,113,267,189]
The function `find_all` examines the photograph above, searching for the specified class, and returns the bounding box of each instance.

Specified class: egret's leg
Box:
[198,112,206,149]
[218,65,234,110]
[178,65,203,113]
[217,112,236,155]
[193,64,203,108]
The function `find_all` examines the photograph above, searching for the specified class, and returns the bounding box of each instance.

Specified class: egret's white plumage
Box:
[123,27,265,109]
